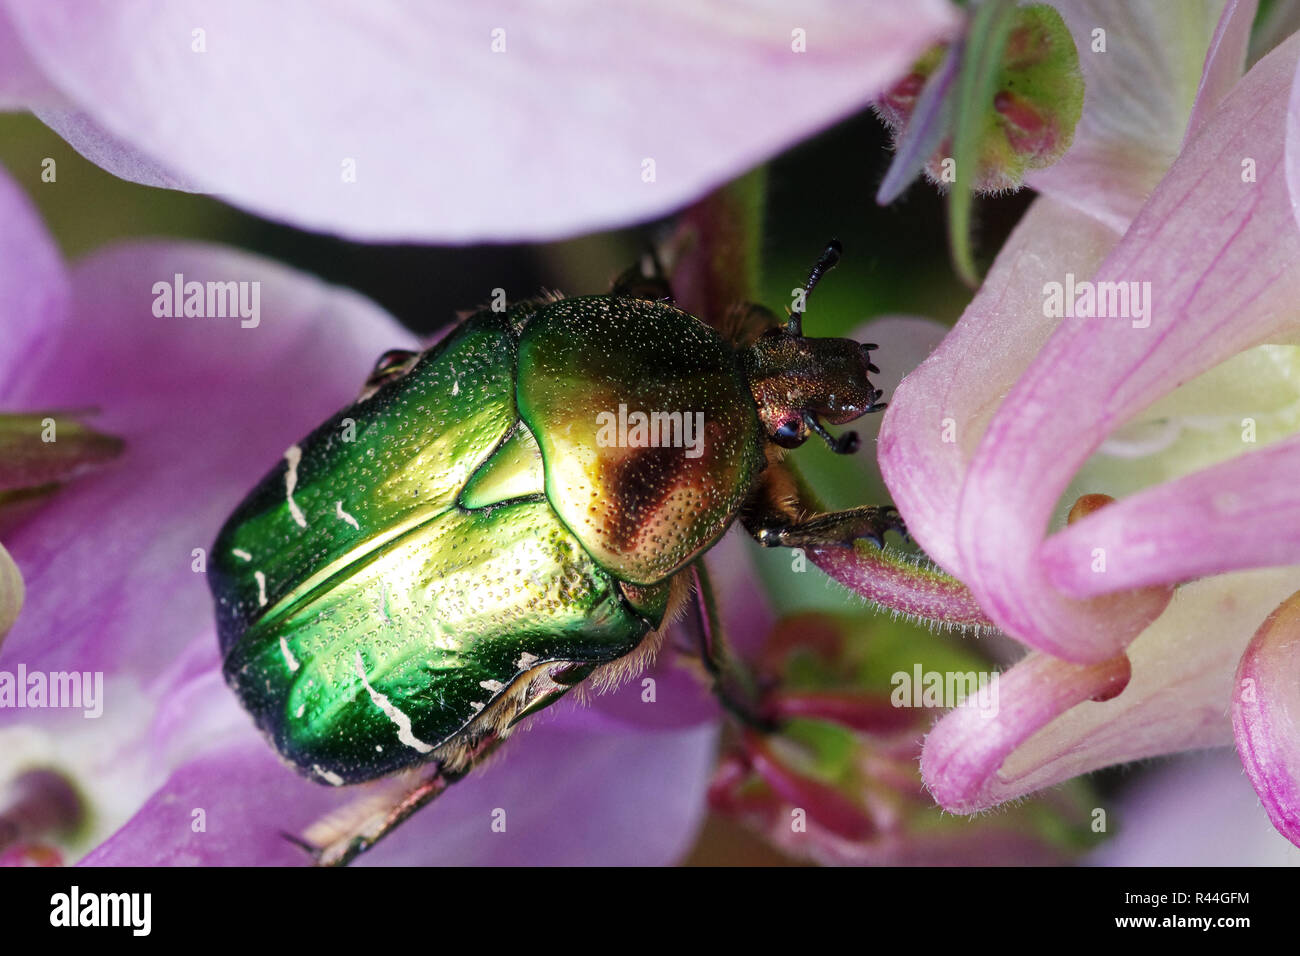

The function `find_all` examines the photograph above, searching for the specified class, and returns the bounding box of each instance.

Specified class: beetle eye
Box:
[772,419,806,448]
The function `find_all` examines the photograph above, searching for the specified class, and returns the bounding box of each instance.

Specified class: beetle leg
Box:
[742,459,907,549]
[751,505,907,550]
[686,562,778,732]
[296,735,501,866]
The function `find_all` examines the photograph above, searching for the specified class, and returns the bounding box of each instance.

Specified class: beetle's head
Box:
[743,241,885,455]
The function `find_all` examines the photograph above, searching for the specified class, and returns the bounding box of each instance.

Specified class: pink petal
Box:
[1089,749,1300,864]
[1,0,958,242]
[922,566,1299,812]
[878,198,1120,578]
[0,164,68,383]
[1232,589,1300,847]
[1025,0,1230,232]
[1042,434,1300,597]
[0,240,417,680]
[0,2,52,108]
[1184,0,1257,144]
[84,698,718,866]
[952,33,1300,662]
[921,649,1131,813]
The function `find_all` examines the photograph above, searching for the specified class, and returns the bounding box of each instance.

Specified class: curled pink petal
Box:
[879,198,1119,578]
[1232,589,1300,847]
[953,33,1300,662]
[1184,0,1257,145]
[1,0,958,242]
[1287,22,1300,236]
[923,567,1300,812]
[1042,434,1300,597]
[921,650,1130,813]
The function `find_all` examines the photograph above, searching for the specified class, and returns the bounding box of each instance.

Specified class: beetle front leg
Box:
[752,505,907,550]
[741,461,907,549]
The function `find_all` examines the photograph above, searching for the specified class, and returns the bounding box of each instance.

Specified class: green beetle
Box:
[210,242,902,861]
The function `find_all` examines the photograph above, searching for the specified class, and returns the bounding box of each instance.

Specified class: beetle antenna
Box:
[787,239,842,336]
[803,412,859,454]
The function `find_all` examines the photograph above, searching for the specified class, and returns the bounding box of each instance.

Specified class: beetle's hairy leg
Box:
[753,505,908,550]
[741,458,907,549]
[686,562,778,733]
[296,736,502,867]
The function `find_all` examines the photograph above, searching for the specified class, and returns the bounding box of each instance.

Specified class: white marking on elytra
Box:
[517,652,539,669]
[354,652,433,753]
[279,636,300,672]
[295,704,306,718]
[231,548,252,562]
[254,570,268,607]
[335,500,360,529]
[309,764,340,785]
[284,444,308,528]
[469,701,485,714]
[480,679,505,694]
[450,364,460,396]
[313,765,344,786]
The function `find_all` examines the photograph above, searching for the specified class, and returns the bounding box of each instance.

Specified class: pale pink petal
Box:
[1,0,959,242]
[1089,749,1300,865]
[952,34,1300,662]
[878,198,1119,578]
[1287,26,1300,235]
[1026,0,1229,232]
[1233,589,1300,847]
[1183,0,1257,144]
[0,2,53,108]
[0,164,68,381]
[923,567,1299,812]
[1042,434,1300,597]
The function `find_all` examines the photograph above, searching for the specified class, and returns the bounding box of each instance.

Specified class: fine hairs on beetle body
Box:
[209,240,905,864]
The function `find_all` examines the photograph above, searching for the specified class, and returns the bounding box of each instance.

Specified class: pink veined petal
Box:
[83,705,719,866]
[954,33,1300,662]
[1042,433,1300,597]
[1232,589,1300,847]
[0,165,69,383]
[922,566,1299,813]
[0,240,418,683]
[1287,26,1300,235]
[1183,0,1257,144]
[1025,0,1228,233]
[878,198,1119,578]
[921,648,1131,814]
[0,0,958,242]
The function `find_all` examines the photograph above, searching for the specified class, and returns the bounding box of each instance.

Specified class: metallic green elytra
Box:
[211,245,895,789]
